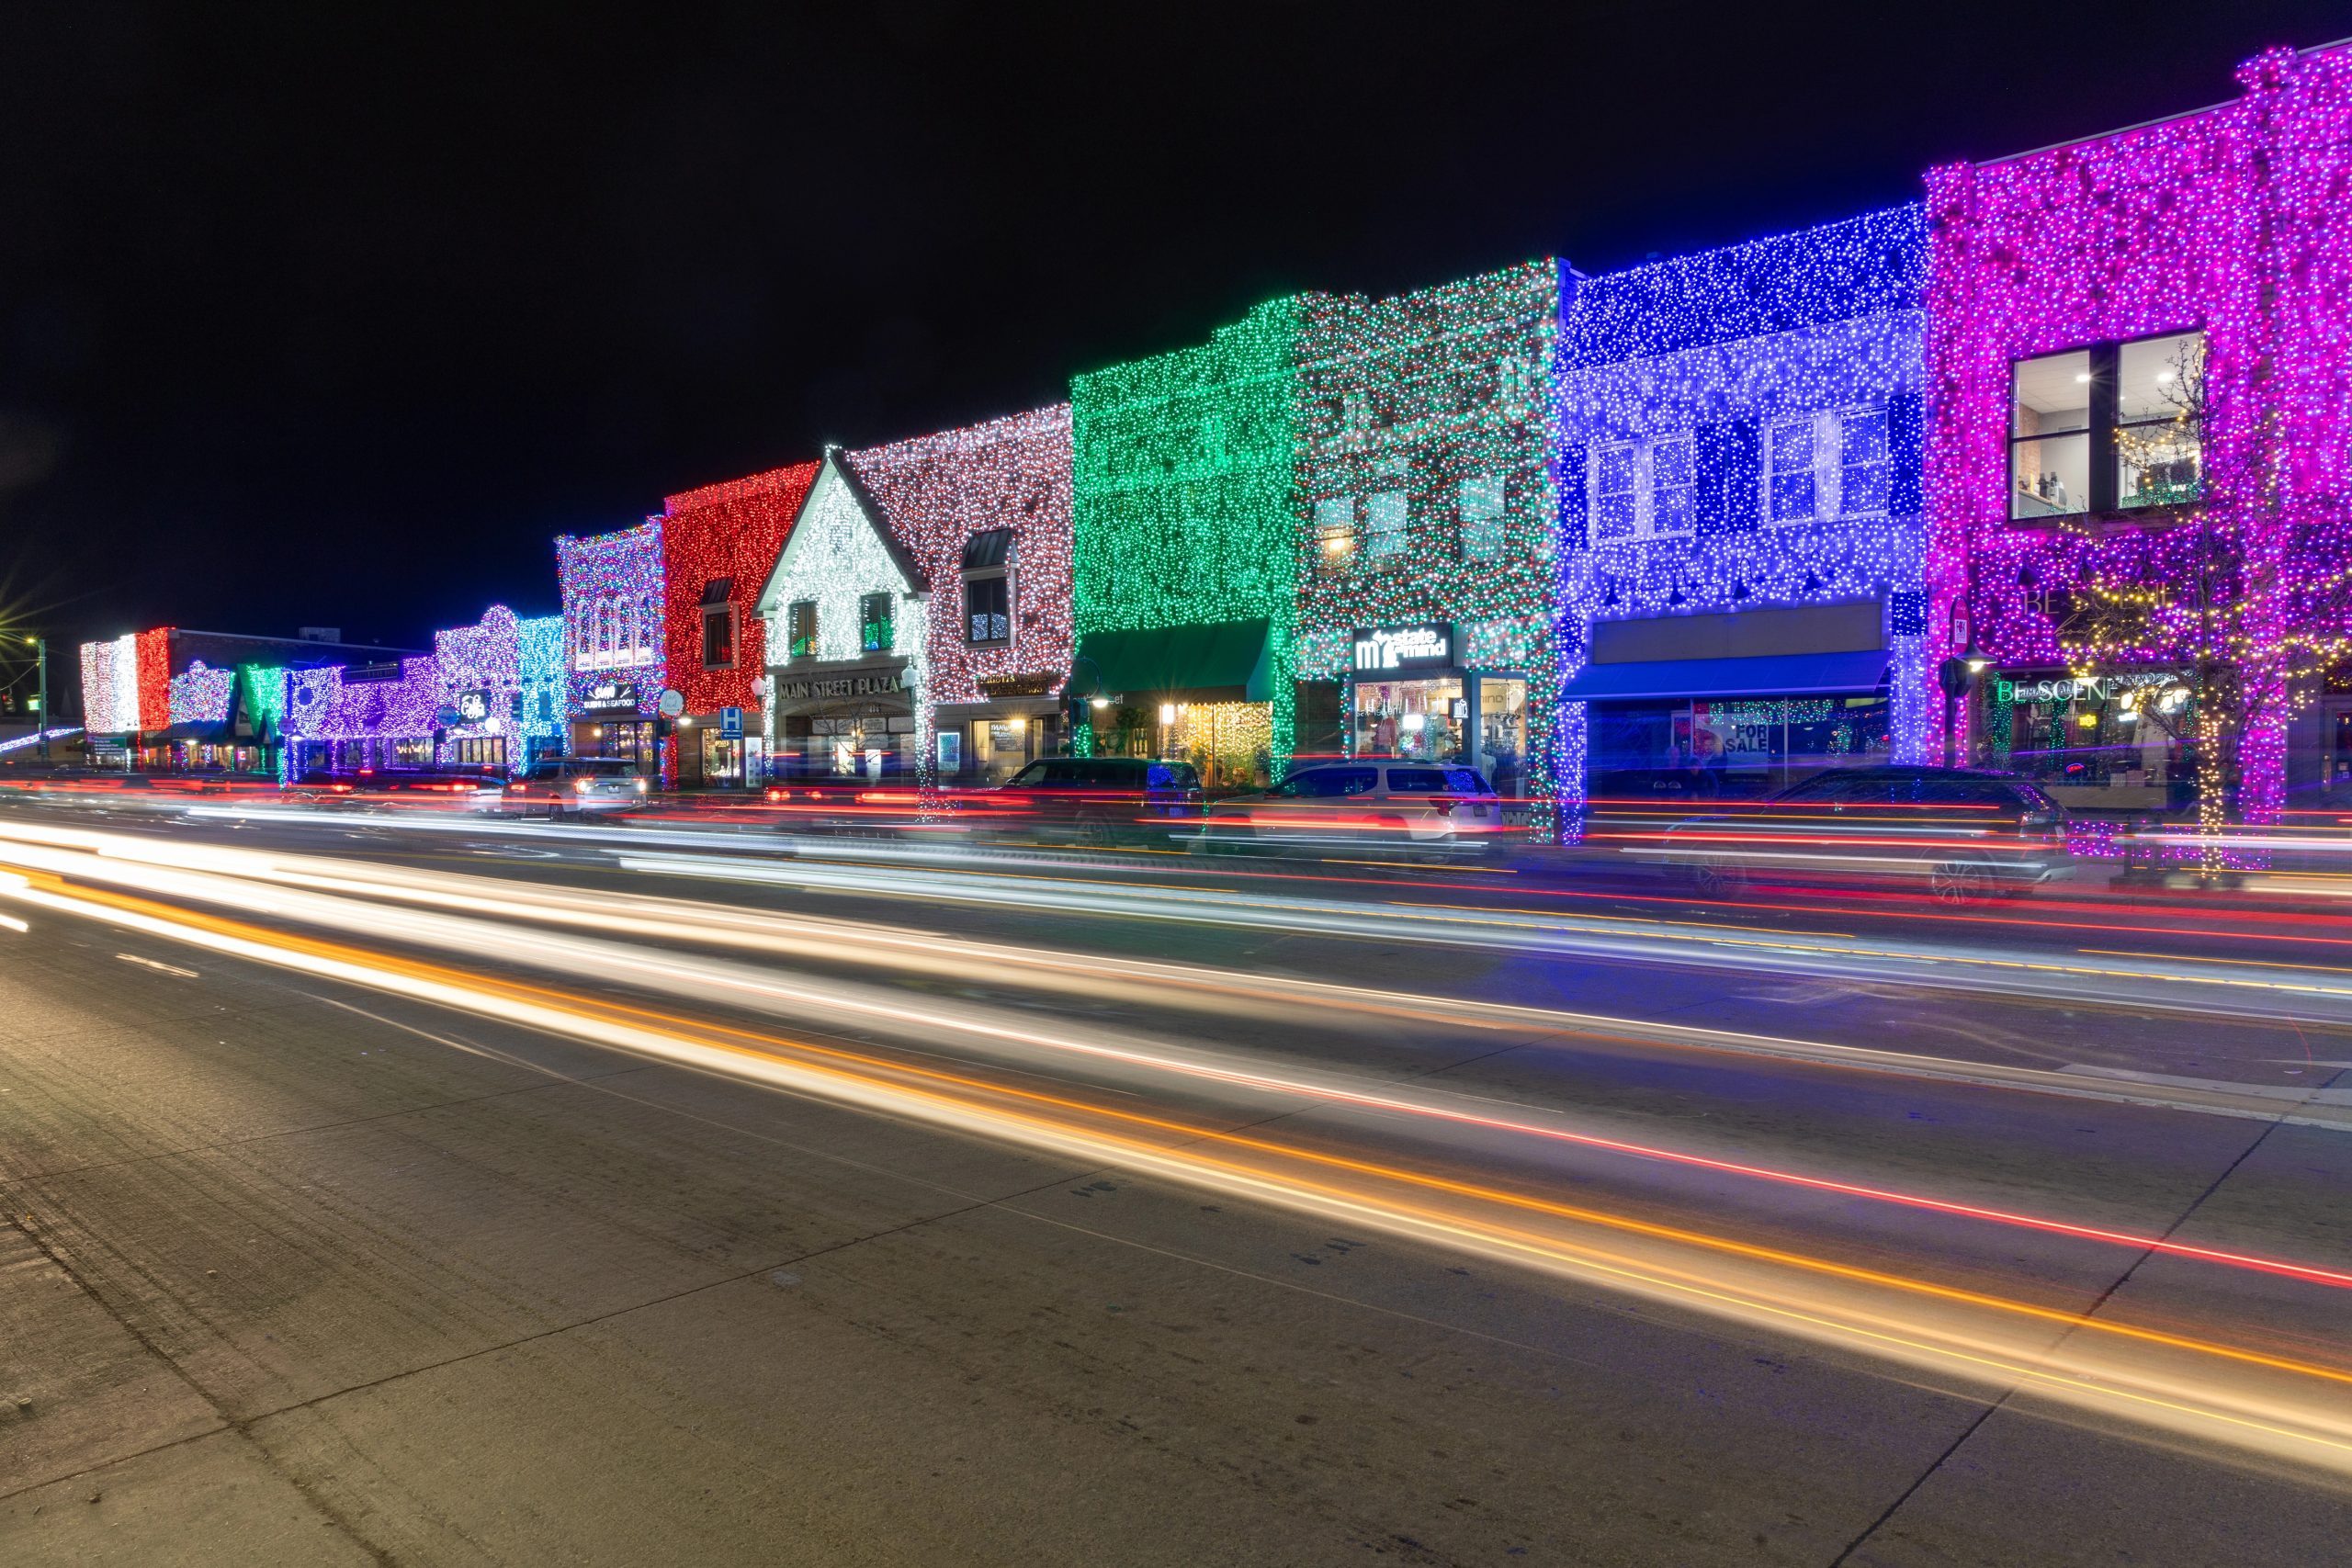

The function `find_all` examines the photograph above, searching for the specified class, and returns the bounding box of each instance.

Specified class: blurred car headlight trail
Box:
[6,853,2352,1474]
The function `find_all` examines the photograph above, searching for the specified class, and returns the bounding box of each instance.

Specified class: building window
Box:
[2011,331,2203,520]
[962,528,1014,647]
[1364,491,1407,561]
[859,592,895,654]
[1649,437,1693,536]
[966,577,1009,644]
[1459,475,1506,559]
[786,600,818,660]
[638,593,660,664]
[1767,416,1816,524]
[701,604,736,670]
[1315,496,1356,569]
[1838,408,1889,516]
[1593,444,1637,541]
[2118,332,2204,510]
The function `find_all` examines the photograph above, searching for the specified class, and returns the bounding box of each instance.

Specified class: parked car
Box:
[1652,765,2069,903]
[1195,759,1510,858]
[285,768,507,810]
[976,757,1204,847]
[500,755,650,818]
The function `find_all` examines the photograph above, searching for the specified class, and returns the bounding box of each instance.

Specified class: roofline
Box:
[1977,35,2351,166]
[174,629,425,655]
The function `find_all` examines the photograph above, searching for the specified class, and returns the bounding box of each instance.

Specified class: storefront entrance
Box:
[1589,694,1892,802]
[698,730,760,786]
[570,718,655,771]
[1988,669,2192,811]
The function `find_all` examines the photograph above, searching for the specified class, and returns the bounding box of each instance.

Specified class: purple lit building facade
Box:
[1926,43,2352,822]
[557,520,667,775]
[1554,208,1930,836]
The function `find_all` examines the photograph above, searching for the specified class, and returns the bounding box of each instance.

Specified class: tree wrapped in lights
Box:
[2054,343,2352,866]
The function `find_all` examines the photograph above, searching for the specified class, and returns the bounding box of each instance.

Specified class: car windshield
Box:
[562,759,635,777]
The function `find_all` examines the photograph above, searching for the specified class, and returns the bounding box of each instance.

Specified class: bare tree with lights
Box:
[2053,338,2352,871]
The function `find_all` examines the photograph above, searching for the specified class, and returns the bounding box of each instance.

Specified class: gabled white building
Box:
[754,448,932,782]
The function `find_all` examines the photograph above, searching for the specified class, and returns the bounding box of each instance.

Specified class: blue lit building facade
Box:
[1553,207,1931,834]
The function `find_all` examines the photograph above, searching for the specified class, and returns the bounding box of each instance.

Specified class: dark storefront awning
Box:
[1077,618,1273,704]
[1561,649,1890,703]
[143,721,235,744]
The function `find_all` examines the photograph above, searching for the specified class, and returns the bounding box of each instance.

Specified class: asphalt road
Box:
[3,796,2349,1565]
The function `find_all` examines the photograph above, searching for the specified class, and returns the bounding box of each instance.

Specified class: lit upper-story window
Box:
[2011,330,2203,521]
[1766,416,1817,524]
[786,600,818,660]
[1593,444,1637,541]
[1648,437,1693,536]
[1838,408,1890,517]
[1459,474,1506,560]
[963,529,1014,646]
[1314,497,1356,570]
[859,592,895,654]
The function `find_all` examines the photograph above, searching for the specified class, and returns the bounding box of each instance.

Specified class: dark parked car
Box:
[1651,765,2070,904]
[976,757,1205,847]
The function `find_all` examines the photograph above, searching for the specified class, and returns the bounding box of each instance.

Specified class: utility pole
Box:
[35,637,49,763]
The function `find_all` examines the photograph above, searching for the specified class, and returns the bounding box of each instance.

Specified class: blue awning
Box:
[1561,649,1889,702]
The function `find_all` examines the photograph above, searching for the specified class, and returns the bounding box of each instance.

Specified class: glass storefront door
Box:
[701,731,744,786]
[1477,677,1528,800]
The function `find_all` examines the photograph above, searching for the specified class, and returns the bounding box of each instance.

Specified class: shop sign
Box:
[454,690,492,724]
[583,679,639,713]
[977,671,1059,699]
[773,666,908,702]
[1996,671,2184,705]
[1352,623,1454,673]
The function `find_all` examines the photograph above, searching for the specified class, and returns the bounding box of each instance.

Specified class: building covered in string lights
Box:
[432,603,565,775]
[753,450,931,784]
[1293,261,1565,818]
[1926,41,2352,828]
[659,460,820,787]
[76,626,417,775]
[557,520,667,774]
[1553,207,1932,834]
[849,404,1074,784]
[1071,300,1306,788]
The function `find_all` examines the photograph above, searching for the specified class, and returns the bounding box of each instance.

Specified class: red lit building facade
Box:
[659,461,820,786]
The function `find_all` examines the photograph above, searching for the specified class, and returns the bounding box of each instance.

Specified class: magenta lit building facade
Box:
[1925,43,2352,822]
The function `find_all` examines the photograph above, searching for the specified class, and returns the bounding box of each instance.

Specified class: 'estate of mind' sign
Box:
[1352,623,1454,673]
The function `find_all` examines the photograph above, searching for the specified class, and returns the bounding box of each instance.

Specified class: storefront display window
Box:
[1589,695,1892,801]
[1991,670,2191,809]
[1165,702,1272,791]
[1354,678,1464,763]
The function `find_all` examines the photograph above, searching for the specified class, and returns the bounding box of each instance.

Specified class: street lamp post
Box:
[34,637,48,763]
[1937,641,1992,769]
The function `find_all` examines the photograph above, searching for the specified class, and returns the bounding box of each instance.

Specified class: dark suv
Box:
[1656,765,2069,903]
[978,757,1205,847]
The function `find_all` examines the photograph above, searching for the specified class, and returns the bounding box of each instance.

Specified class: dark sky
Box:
[4,1,2346,649]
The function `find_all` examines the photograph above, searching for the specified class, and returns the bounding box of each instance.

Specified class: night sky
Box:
[5,2,2347,650]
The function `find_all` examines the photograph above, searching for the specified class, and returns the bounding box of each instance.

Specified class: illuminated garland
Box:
[1071,299,1304,764]
[848,404,1073,730]
[557,519,666,727]
[754,457,931,777]
[1924,45,2352,832]
[1555,206,1930,834]
[1293,261,1563,825]
[661,462,820,781]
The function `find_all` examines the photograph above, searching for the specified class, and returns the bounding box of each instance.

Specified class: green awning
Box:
[1076,618,1274,704]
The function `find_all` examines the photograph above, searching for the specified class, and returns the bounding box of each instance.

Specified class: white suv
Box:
[1196,760,1507,856]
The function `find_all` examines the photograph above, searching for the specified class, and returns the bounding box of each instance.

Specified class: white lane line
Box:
[116,952,199,978]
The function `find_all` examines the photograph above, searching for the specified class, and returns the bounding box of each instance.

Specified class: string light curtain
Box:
[1071,299,1306,765]
[1554,206,1932,836]
[557,519,667,732]
[1924,44,2352,828]
[848,404,1074,717]
[78,634,140,733]
[1292,260,1564,828]
[659,461,820,781]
